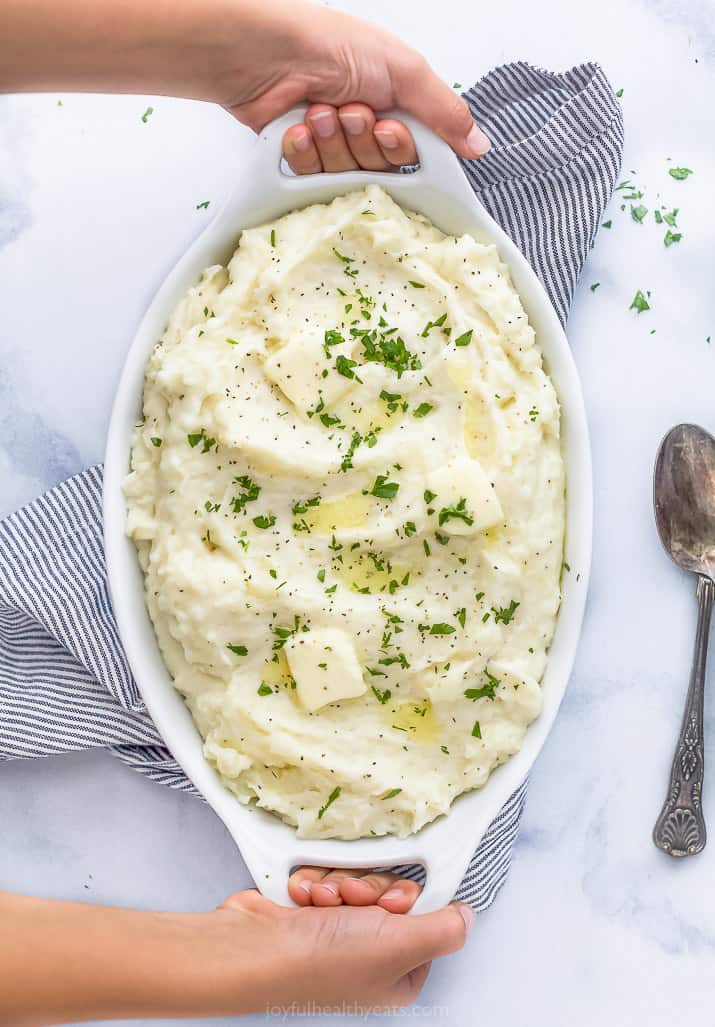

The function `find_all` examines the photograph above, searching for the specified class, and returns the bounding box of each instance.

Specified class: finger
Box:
[373,119,419,169]
[391,901,474,970]
[287,866,330,906]
[305,104,359,173]
[282,124,322,175]
[337,104,392,171]
[310,868,362,906]
[394,55,491,159]
[339,872,421,912]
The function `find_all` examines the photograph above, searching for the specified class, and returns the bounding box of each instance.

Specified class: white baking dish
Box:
[104,108,592,913]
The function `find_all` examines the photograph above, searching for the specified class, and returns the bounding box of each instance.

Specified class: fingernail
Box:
[299,880,313,896]
[320,880,340,896]
[453,901,476,933]
[309,111,336,139]
[381,887,403,901]
[339,112,366,136]
[374,129,399,150]
[291,128,311,153]
[466,123,491,158]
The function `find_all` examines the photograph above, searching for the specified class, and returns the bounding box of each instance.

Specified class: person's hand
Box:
[282,102,422,174]
[287,864,422,912]
[207,886,473,1014]
[218,0,490,170]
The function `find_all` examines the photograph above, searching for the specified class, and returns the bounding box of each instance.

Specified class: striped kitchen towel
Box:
[0,61,622,911]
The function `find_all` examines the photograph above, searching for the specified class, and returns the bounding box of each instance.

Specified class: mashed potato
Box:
[125,185,564,839]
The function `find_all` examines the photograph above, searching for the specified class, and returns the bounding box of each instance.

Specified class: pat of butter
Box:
[284,628,367,713]
[264,332,354,412]
[427,456,503,535]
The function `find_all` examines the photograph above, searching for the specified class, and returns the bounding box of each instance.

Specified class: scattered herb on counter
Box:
[630,289,650,314]
[630,204,648,224]
[668,167,693,181]
[615,88,624,98]
[453,82,462,89]
[664,229,682,247]
[590,283,600,292]
[317,786,341,819]
[141,106,153,123]
[602,220,612,228]
[196,200,210,210]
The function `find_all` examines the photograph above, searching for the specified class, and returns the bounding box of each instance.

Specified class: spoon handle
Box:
[653,574,714,856]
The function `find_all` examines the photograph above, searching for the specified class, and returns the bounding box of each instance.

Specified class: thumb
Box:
[393,57,491,160]
[391,901,475,971]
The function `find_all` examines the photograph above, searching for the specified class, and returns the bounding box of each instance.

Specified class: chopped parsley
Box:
[252,513,276,529]
[413,403,434,418]
[420,312,448,337]
[457,607,467,628]
[317,786,341,819]
[187,429,216,453]
[231,475,261,513]
[602,220,612,228]
[150,436,162,447]
[590,283,600,292]
[664,229,682,247]
[371,475,400,500]
[141,106,153,123]
[425,622,455,635]
[472,721,482,738]
[668,167,693,181]
[464,668,499,702]
[335,354,359,379]
[196,200,210,210]
[408,280,425,288]
[492,599,519,625]
[454,329,473,347]
[438,498,473,528]
[257,683,273,696]
[270,229,276,247]
[381,788,402,800]
[631,204,648,223]
[630,289,650,314]
[227,643,248,656]
[226,337,239,345]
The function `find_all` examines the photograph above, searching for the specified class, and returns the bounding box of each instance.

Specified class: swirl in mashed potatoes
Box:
[125,184,564,840]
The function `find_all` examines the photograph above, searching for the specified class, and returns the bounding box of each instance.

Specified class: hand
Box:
[282,102,420,174]
[210,886,474,1014]
[222,1,490,166]
[288,864,422,912]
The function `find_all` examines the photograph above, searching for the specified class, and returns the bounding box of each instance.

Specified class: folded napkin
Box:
[0,61,622,910]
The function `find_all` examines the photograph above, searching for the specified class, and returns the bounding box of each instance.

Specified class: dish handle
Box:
[249,105,475,198]
[233,819,479,915]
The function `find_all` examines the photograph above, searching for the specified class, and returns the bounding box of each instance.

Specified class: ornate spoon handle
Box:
[653,574,714,856]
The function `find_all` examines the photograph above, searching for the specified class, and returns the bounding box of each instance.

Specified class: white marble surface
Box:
[2,0,715,1023]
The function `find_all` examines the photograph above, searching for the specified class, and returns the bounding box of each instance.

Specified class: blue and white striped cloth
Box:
[0,61,622,910]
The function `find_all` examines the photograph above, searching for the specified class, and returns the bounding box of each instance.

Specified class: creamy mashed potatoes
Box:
[125,185,564,839]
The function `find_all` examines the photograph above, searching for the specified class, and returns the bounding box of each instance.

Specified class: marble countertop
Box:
[2,0,714,1023]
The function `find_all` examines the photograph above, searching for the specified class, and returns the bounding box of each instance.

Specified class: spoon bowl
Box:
[654,423,715,578]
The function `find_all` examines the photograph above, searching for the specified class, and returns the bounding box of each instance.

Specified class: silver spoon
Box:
[653,423,715,856]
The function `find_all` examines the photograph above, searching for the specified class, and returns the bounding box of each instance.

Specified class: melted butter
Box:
[261,650,294,689]
[306,492,373,533]
[335,551,413,594]
[386,699,440,743]
[463,394,496,463]
[447,357,472,390]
